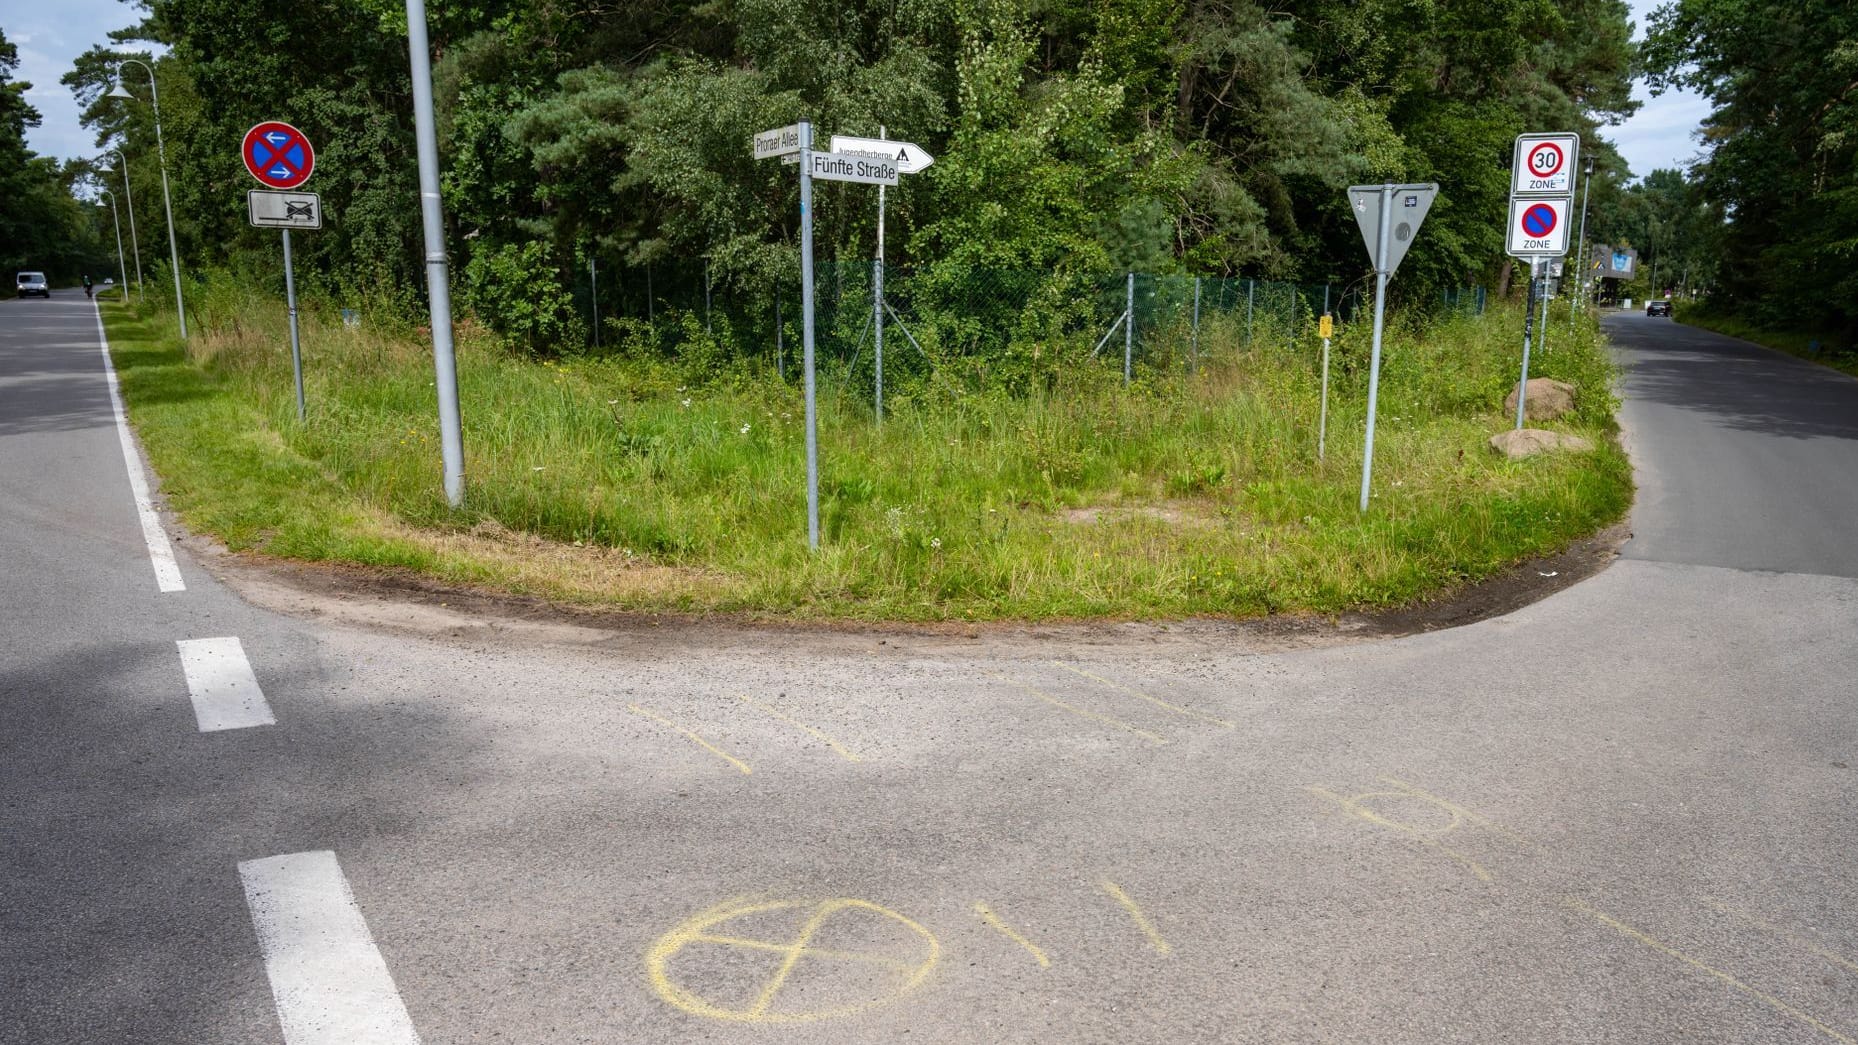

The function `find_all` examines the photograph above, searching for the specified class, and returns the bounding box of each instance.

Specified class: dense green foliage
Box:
[1643,0,1858,337]
[0,29,109,282]
[65,0,1638,349]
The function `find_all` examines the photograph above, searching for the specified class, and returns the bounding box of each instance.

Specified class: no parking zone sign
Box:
[241,121,315,189]
[1507,197,1569,256]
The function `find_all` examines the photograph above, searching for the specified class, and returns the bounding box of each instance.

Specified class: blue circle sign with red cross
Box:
[1521,203,1558,238]
[242,121,315,189]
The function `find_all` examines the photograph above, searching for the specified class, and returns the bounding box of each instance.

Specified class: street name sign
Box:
[752,124,803,160]
[1506,196,1570,256]
[828,135,935,174]
[1512,133,1579,196]
[809,150,899,186]
[242,121,315,189]
[1347,183,1438,275]
[248,189,323,229]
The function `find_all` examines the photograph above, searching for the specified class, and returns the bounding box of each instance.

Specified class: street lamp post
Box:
[1572,156,1594,330]
[97,189,129,302]
[108,59,186,339]
[100,149,143,300]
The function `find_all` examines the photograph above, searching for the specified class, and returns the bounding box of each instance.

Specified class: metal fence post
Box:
[1124,271,1135,385]
[1190,276,1201,376]
[1246,278,1256,346]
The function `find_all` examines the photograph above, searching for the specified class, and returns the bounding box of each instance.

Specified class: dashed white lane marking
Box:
[176,637,276,731]
[94,300,184,591]
[239,851,423,1045]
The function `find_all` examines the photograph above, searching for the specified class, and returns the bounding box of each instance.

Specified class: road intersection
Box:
[3,299,1855,1043]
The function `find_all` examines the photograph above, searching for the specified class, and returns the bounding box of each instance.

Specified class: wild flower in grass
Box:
[930,537,942,549]
[739,424,751,435]
[681,398,692,408]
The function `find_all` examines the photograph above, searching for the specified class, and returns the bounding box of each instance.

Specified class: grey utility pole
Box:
[406,0,466,507]
[108,60,185,338]
[800,120,820,548]
[103,149,142,299]
[98,190,128,301]
[1358,187,1393,513]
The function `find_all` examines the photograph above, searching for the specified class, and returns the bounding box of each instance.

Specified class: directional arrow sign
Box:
[828,135,934,175]
[1347,183,1438,275]
[752,124,803,160]
[808,150,898,186]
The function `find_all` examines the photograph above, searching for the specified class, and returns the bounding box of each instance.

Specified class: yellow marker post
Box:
[1318,290,1333,460]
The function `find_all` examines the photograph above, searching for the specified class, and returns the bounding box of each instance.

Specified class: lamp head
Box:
[107,81,135,100]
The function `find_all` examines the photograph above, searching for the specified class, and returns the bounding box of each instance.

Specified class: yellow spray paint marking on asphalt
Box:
[626,704,752,775]
[1305,780,1493,882]
[987,673,1168,745]
[1566,898,1858,1045]
[1376,776,1537,849]
[973,902,1050,968]
[1703,898,1858,977]
[735,694,862,762]
[646,897,939,1023]
[1051,662,1235,728]
[1099,880,1171,955]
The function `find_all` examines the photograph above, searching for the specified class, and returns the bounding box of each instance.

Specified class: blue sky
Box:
[14,0,1709,182]
[1609,0,1714,179]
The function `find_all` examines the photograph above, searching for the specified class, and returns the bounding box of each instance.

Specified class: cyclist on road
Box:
[83,274,94,299]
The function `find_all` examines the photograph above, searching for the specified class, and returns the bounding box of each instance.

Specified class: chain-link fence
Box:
[566,255,1485,390]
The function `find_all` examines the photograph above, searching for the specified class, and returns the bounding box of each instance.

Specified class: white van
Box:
[16,272,50,298]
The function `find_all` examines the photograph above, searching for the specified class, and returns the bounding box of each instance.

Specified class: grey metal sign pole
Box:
[874,125,885,426]
[1190,276,1201,375]
[1358,185,1393,513]
[800,120,820,549]
[282,229,304,421]
[406,0,465,507]
[1516,260,1540,430]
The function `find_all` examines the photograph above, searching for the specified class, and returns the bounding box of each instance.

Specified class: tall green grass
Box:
[105,274,1629,620]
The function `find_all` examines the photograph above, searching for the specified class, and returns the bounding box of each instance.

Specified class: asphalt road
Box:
[3,299,1856,1044]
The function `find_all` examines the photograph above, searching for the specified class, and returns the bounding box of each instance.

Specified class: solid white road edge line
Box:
[176,636,276,731]
[93,299,185,592]
[240,851,423,1045]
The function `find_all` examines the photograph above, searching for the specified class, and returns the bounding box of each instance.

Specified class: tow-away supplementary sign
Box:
[248,189,322,229]
[1512,133,1579,196]
[828,135,934,175]
[808,150,899,186]
[242,121,315,189]
[1506,196,1569,256]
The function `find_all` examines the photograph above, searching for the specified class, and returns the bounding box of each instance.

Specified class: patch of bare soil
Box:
[176,514,1629,661]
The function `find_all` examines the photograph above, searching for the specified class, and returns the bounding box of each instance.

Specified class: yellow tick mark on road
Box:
[1704,898,1858,977]
[626,703,752,775]
[735,694,862,762]
[647,897,939,1024]
[988,673,1168,745]
[1100,880,1171,955]
[1566,898,1857,1044]
[1051,662,1235,728]
[973,902,1050,967]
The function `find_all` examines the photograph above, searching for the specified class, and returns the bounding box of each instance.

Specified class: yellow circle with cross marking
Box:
[646,897,940,1023]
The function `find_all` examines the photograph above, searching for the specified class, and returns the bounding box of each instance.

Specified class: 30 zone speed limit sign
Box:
[1512,133,1579,196]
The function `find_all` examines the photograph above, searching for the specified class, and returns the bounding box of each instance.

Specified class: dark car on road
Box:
[1646,299,1673,317]
[15,271,50,298]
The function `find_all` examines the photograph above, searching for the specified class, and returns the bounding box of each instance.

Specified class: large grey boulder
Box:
[1489,428,1593,460]
[1503,378,1577,421]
